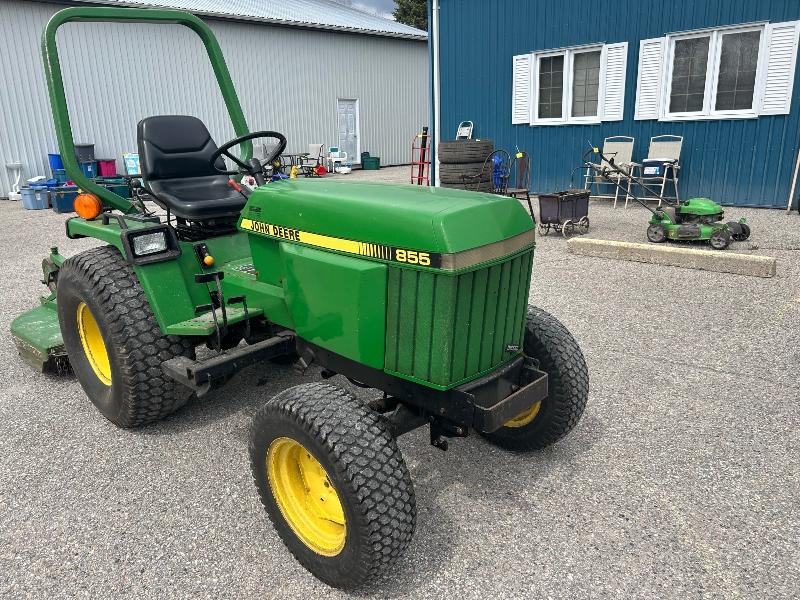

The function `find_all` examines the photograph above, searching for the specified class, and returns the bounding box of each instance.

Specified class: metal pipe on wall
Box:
[787,147,800,213]
[431,0,441,187]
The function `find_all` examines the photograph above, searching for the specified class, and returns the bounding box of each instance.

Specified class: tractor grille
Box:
[384,249,533,388]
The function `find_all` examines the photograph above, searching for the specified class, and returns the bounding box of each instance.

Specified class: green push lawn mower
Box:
[10,7,589,589]
[584,145,751,250]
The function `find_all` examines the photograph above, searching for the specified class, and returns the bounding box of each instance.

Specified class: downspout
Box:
[787,147,800,213]
[430,0,441,186]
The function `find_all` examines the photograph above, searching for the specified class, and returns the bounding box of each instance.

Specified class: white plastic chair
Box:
[327,146,348,173]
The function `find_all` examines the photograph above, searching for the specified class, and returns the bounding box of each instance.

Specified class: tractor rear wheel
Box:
[249,383,416,588]
[481,306,589,452]
[57,246,195,427]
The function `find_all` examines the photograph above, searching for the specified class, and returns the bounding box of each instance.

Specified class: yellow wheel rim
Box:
[267,437,346,556]
[504,400,541,428]
[76,302,112,386]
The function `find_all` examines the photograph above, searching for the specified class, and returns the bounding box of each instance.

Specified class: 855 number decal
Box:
[394,248,432,266]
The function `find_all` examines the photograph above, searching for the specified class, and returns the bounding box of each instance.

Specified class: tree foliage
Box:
[393,0,427,31]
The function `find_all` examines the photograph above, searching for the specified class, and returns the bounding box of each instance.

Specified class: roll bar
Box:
[42,7,252,213]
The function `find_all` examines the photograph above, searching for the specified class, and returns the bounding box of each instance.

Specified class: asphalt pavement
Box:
[1,171,798,599]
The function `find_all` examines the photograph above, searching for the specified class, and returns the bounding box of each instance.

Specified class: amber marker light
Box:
[74,193,102,219]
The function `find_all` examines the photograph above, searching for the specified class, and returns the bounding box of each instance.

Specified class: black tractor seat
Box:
[137,115,246,222]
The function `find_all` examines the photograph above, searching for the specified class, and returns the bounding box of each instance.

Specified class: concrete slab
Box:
[568,237,778,278]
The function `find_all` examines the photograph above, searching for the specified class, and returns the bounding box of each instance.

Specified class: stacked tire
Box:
[438,139,493,191]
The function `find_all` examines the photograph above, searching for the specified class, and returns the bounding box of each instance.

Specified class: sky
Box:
[333,0,396,19]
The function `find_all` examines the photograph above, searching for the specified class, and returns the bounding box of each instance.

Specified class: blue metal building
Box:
[430,0,800,209]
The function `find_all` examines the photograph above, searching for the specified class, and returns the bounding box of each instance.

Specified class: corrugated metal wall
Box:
[0,0,428,196]
[437,0,800,208]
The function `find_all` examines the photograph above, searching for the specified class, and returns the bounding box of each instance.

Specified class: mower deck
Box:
[10,301,67,372]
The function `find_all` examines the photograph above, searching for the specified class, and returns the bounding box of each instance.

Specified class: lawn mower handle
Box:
[583,143,677,214]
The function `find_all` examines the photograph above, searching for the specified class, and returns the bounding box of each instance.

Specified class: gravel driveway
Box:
[1,176,798,599]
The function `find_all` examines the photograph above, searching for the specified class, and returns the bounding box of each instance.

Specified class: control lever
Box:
[228,178,251,199]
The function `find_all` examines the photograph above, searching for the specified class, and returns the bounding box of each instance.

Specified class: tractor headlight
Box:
[132,231,168,256]
[122,225,181,265]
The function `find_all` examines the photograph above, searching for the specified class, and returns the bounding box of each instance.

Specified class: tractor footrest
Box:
[161,332,296,396]
[165,305,263,336]
[461,357,549,433]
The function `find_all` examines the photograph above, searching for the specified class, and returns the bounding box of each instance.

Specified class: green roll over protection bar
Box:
[41,7,252,213]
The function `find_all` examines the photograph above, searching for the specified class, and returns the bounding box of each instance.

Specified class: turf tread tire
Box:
[57,245,195,427]
[438,139,494,164]
[249,383,416,589]
[440,181,494,192]
[482,306,589,451]
[439,161,491,184]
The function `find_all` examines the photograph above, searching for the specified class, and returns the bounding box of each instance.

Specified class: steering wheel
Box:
[210,131,288,185]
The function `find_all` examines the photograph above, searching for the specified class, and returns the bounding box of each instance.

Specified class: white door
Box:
[337,99,360,163]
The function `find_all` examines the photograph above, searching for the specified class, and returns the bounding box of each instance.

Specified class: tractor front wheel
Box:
[57,246,195,427]
[249,383,416,588]
[481,306,589,452]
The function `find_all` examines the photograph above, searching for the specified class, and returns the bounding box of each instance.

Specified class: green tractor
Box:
[11,7,589,588]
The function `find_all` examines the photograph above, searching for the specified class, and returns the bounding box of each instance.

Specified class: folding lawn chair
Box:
[455,121,473,140]
[298,143,324,176]
[629,135,683,208]
[583,136,635,208]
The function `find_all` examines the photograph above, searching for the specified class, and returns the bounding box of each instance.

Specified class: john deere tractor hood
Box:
[238,179,532,254]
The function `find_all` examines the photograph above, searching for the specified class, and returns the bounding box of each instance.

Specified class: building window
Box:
[669,36,710,113]
[715,30,761,111]
[635,20,800,121]
[511,42,628,125]
[664,26,765,118]
[538,55,564,119]
[572,50,601,117]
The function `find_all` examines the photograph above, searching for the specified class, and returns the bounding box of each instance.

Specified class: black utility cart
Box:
[537,188,590,237]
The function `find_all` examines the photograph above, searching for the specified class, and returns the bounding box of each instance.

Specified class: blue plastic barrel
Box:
[20,187,49,210]
[79,161,97,179]
[48,153,64,172]
[52,186,78,213]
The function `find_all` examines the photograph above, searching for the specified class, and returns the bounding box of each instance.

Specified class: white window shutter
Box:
[601,42,628,121]
[512,53,532,124]
[760,21,800,116]
[634,37,665,120]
